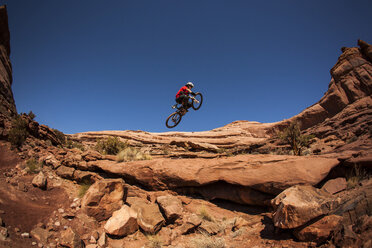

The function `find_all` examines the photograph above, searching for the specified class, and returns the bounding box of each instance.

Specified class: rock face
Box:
[285,40,372,130]
[81,179,127,221]
[84,155,339,206]
[0,6,16,137]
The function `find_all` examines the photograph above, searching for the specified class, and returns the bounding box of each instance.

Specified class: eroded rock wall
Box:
[0,5,16,136]
[284,40,372,131]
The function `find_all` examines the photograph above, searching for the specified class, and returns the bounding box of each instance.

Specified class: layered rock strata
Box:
[0,6,16,137]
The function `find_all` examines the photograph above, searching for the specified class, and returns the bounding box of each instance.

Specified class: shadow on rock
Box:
[260,215,293,241]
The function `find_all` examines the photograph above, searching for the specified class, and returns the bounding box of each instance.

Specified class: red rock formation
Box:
[0,5,16,137]
[283,40,372,131]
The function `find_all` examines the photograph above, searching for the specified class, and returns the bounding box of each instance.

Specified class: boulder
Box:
[179,214,202,234]
[59,228,84,248]
[156,195,183,223]
[32,171,47,189]
[81,178,127,221]
[43,155,60,169]
[293,214,343,244]
[56,165,75,179]
[271,185,341,229]
[321,177,347,194]
[129,198,165,234]
[104,205,138,237]
[73,170,98,183]
[30,227,50,244]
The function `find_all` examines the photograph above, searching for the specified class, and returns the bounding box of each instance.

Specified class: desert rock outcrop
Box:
[79,154,339,206]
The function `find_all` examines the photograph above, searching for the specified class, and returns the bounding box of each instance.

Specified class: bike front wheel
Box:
[166,112,182,128]
[192,92,203,110]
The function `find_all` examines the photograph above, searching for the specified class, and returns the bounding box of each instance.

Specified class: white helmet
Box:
[186,82,194,88]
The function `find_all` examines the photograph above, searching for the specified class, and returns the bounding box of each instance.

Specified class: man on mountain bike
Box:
[175,82,196,109]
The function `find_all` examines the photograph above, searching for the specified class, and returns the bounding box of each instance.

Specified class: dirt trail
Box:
[0,142,68,248]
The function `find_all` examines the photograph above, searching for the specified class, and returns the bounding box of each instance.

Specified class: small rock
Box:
[0,210,5,214]
[85,245,98,248]
[38,243,43,248]
[32,242,37,246]
[32,172,47,190]
[89,235,96,244]
[31,226,50,244]
[54,221,60,227]
[58,208,65,214]
[0,227,8,241]
[18,182,28,192]
[91,231,99,241]
[97,232,106,247]
[59,228,84,248]
[21,232,30,238]
[14,227,20,232]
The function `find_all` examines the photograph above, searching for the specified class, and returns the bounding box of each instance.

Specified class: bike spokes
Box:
[166,112,182,128]
[192,92,203,110]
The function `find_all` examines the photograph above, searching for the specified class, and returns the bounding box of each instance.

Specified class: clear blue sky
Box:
[2,0,372,134]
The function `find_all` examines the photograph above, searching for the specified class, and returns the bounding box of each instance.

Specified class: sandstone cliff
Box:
[0,5,16,137]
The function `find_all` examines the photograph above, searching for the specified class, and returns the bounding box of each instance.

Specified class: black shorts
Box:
[176,94,189,104]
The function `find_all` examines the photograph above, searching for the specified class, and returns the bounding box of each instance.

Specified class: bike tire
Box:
[192,92,203,110]
[166,112,182,128]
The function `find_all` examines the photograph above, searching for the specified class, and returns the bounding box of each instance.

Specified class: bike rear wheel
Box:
[192,92,203,110]
[166,112,182,128]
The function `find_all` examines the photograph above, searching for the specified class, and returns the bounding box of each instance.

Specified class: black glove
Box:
[191,92,196,96]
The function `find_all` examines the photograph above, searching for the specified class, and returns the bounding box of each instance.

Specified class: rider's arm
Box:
[188,89,196,96]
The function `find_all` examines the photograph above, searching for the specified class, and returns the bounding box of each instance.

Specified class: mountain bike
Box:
[165,92,203,128]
